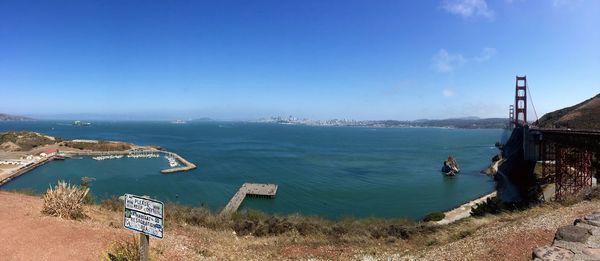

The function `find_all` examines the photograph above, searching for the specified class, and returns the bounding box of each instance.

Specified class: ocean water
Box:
[0,121,503,220]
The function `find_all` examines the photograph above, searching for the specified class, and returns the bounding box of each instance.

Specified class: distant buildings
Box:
[40,149,58,157]
[257,116,507,129]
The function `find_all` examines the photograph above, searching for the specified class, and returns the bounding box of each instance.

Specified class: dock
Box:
[64,149,196,174]
[221,183,278,215]
[160,152,197,174]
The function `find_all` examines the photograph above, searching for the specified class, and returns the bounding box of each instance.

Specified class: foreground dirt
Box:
[0,191,127,260]
[0,190,598,260]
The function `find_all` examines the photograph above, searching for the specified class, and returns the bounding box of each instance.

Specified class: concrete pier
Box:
[160,152,197,174]
[221,183,278,215]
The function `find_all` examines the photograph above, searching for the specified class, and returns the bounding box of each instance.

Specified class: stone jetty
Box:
[160,152,197,174]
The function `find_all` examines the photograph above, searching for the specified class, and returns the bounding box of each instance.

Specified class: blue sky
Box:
[1,0,599,120]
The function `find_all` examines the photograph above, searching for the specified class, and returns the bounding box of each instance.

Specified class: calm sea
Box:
[0,121,504,220]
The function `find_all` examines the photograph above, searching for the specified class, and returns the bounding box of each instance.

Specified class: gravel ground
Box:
[398,201,599,261]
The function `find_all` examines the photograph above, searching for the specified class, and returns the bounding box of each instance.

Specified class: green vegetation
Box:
[470,197,520,217]
[229,211,429,242]
[41,181,90,220]
[63,140,132,151]
[99,199,433,243]
[100,196,123,212]
[0,131,57,151]
[104,236,141,261]
[80,176,96,205]
[423,212,445,222]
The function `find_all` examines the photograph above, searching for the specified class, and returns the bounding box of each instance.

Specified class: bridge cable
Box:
[526,80,540,124]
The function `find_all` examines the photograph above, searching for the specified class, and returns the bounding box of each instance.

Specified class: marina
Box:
[0,146,198,188]
[63,149,196,174]
[160,152,197,174]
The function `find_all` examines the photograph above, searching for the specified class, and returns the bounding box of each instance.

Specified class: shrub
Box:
[423,212,445,222]
[42,181,89,219]
[80,176,96,205]
[105,236,140,261]
[584,187,600,201]
[164,204,228,229]
[470,196,524,217]
[101,196,123,212]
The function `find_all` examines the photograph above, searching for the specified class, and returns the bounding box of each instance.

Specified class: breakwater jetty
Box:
[160,152,197,174]
[221,183,278,215]
[63,149,196,174]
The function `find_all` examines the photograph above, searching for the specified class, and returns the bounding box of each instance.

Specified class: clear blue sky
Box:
[1,0,599,120]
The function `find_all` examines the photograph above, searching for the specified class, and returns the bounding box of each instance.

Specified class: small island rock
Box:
[441,156,460,176]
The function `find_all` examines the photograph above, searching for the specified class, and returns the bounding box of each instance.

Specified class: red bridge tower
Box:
[514,76,527,127]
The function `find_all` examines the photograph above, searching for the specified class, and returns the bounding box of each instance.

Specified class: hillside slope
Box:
[537,93,600,129]
[1,190,599,260]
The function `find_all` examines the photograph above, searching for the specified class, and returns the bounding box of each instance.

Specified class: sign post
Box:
[123,194,164,261]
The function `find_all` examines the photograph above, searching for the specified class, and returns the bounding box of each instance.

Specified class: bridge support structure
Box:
[514,76,528,128]
[534,129,600,200]
[509,105,515,130]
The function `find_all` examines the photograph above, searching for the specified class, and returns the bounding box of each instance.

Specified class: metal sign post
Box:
[123,194,164,261]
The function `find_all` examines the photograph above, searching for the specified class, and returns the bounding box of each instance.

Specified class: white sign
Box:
[124,194,164,239]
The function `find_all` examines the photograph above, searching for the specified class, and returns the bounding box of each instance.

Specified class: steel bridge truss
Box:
[539,130,600,201]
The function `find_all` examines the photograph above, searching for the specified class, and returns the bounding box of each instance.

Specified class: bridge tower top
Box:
[514,75,527,127]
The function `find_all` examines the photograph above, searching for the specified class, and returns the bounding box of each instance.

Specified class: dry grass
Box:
[64,141,132,151]
[42,181,90,219]
[104,236,141,261]
[50,189,600,260]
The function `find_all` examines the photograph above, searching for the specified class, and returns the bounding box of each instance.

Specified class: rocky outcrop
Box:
[533,211,600,260]
[441,156,460,176]
[481,154,504,175]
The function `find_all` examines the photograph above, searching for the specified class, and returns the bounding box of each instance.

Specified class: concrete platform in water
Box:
[221,183,278,215]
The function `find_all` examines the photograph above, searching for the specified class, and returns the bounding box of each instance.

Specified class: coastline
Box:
[0,135,196,187]
[435,191,497,225]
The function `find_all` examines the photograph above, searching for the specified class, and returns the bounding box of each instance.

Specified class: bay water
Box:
[0,121,503,220]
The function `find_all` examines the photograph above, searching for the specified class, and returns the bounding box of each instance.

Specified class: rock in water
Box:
[441,156,460,175]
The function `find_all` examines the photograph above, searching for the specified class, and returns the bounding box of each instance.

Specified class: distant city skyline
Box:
[1,0,599,121]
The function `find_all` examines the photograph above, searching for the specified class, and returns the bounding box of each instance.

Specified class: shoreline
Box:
[436,191,497,225]
[0,138,196,187]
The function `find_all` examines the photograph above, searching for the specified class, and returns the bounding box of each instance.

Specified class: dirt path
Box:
[0,191,127,261]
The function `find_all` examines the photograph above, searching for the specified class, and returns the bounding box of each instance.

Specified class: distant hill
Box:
[416,118,507,129]
[536,93,600,129]
[0,113,32,121]
[191,117,214,122]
